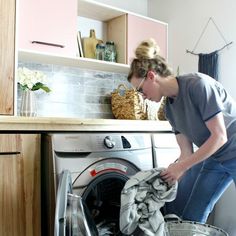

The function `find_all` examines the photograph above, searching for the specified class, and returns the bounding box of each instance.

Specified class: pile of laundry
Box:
[119,168,178,236]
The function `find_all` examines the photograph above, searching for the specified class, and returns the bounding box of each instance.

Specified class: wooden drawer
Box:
[0,134,41,236]
[0,134,21,153]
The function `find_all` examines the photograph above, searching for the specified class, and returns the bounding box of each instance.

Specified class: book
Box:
[77,31,84,57]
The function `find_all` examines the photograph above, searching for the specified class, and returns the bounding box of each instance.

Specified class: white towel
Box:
[119,168,178,236]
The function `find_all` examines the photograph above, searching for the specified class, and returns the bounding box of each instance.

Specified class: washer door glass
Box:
[66,194,98,236]
[72,159,140,235]
[54,170,98,236]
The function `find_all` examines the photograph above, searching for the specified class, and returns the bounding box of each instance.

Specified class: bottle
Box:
[104,41,116,62]
[95,43,105,60]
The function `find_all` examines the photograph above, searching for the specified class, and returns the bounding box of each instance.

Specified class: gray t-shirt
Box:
[165,72,236,161]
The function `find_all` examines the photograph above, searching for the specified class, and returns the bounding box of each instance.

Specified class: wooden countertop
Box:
[0,116,172,132]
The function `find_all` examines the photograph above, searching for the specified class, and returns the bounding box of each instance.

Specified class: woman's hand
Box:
[160,161,187,183]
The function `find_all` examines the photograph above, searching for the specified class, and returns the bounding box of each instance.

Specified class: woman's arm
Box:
[175,133,194,161]
[181,112,227,169]
[161,112,227,182]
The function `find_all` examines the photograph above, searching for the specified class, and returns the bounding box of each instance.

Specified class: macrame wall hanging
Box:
[186,17,233,81]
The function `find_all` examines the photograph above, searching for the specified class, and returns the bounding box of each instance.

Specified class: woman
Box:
[128,38,236,223]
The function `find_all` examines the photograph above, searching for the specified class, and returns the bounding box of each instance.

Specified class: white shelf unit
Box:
[18,49,130,74]
[77,0,168,62]
[77,0,129,67]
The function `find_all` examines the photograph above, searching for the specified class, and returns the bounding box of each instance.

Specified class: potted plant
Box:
[17,67,51,116]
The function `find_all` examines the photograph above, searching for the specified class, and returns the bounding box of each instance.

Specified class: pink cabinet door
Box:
[127,14,167,64]
[18,0,77,57]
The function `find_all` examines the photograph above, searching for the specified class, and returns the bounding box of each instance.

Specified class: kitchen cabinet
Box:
[127,14,167,62]
[78,0,167,65]
[0,134,41,236]
[18,0,77,57]
[107,13,168,64]
[18,0,168,73]
[0,0,15,115]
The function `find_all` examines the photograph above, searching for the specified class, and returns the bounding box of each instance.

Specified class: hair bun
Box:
[135,38,160,59]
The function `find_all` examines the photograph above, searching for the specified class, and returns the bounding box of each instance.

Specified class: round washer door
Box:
[72,158,140,235]
[73,158,140,190]
[54,170,98,236]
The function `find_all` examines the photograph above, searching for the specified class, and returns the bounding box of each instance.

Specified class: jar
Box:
[104,41,116,62]
[95,43,105,60]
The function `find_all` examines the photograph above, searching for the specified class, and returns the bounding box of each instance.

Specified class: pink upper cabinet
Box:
[18,0,77,57]
[127,14,168,64]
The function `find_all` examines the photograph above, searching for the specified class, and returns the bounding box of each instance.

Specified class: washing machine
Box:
[41,132,153,236]
[152,132,180,168]
[152,132,199,168]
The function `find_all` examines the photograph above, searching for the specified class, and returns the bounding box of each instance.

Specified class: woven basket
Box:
[111,84,147,120]
[157,96,167,121]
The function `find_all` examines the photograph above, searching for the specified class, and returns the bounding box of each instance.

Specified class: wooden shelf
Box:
[18,49,130,74]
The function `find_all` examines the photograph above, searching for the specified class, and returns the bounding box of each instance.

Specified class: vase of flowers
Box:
[17,67,51,116]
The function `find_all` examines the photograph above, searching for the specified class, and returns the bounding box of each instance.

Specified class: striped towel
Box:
[119,168,178,236]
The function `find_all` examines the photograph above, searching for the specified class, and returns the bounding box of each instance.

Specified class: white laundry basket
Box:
[165,215,229,236]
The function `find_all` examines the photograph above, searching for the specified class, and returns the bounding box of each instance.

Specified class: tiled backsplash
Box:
[17,61,131,118]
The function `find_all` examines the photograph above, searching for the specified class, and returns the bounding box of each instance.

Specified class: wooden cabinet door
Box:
[0,134,41,236]
[107,14,127,64]
[18,0,77,57]
[127,14,168,64]
[0,0,15,115]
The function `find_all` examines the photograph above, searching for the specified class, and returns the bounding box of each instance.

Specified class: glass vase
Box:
[20,90,37,117]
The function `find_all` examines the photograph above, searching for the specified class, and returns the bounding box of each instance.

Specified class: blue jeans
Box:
[165,157,236,223]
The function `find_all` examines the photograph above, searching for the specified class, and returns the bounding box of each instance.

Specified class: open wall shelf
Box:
[18,49,130,74]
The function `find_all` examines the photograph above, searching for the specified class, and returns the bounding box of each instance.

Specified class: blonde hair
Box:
[127,38,172,81]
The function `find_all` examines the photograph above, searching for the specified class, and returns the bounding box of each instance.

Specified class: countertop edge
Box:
[0,117,172,132]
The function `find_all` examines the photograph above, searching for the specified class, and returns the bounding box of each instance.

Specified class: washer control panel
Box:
[52,133,151,152]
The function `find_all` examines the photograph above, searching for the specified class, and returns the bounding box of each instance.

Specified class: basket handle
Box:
[114,84,135,96]
[164,214,182,222]
[117,84,129,91]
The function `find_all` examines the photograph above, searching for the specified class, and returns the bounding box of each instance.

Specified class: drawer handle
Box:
[0,152,21,156]
[31,41,65,48]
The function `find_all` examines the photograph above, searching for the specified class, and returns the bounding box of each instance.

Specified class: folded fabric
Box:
[119,168,178,236]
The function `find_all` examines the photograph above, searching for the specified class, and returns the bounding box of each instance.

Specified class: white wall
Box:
[148,0,236,99]
[95,0,148,15]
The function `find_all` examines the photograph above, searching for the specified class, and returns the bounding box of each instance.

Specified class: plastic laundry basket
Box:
[165,215,229,236]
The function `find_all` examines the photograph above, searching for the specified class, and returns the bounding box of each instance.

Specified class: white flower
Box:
[17,67,51,93]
